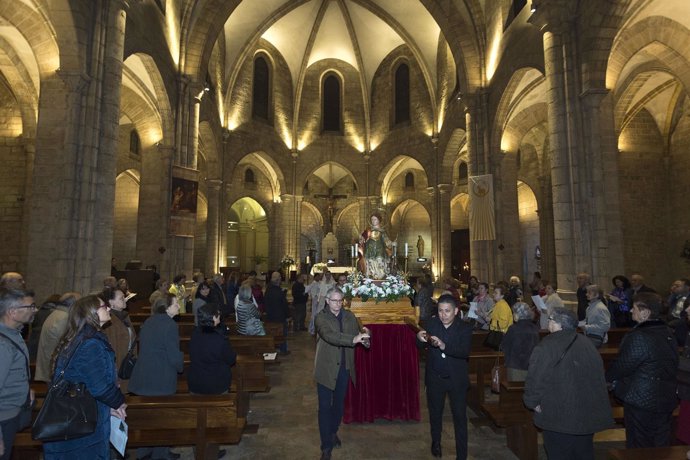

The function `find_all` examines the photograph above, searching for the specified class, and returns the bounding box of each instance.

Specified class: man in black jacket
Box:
[265,271,290,355]
[606,293,679,448]
[416,294,473,459]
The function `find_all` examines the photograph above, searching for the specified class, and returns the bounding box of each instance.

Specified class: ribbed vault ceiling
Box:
[221,0,444,98]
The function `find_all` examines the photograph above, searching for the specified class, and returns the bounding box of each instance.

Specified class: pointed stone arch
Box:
[440,128,466,183]
[122,53,175,147]
[607,17,690,93]
[378,155,429,204]
[233,151,286,201]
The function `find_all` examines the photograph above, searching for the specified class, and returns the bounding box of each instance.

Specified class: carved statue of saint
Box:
[358,213,392,279]
[417,235,425,258]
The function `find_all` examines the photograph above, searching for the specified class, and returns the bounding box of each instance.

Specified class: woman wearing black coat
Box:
[188,303,237,394]
[606,292,679,448]
[501,302,540,381]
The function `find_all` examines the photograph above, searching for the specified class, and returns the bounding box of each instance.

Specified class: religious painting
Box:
[169,166,198,237]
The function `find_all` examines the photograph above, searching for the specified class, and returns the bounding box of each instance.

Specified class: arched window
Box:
[244,168,255,184]
[458,162,468,181]
[322,74,341,133]
[252,56,270,121]
[404,172,414,189]
[394,63,410,124]
[129,130,140,155]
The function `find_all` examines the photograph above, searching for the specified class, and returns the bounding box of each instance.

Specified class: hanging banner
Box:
[469,174,496,241]
[169,166,198,237]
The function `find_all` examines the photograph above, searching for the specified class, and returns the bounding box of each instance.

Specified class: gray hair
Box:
[325,286,344,299]
[512,302,533,321]
[238,284,253,303]
[550,307,578,331]
[0,288,33,317]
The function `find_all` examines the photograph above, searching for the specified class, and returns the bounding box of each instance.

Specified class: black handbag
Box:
[118,343,137,380]
[32,342,98,441]
[483,330,504,351]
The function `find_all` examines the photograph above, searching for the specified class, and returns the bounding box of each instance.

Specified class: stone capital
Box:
[579,88,610,108]
[528,0,573,34]
[206,179,223,190]
[438,183,453,194]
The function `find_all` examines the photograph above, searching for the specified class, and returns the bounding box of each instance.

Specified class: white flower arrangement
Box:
[280,255,295,268]
[312,262,328,273]
[342,271,413,303]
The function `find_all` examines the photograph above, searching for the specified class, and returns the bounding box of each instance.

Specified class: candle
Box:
[405,243,408,256]
[351,245,355,258]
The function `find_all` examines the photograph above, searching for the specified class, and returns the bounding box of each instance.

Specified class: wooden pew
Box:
[178,335,276,356]
[470,328,631,351]
[481,379,680,460]
[13,393,246,460]
[607,446,689,460]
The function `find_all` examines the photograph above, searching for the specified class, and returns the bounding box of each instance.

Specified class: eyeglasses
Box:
[547,316,554,321]
[14,304,37,310]
[326,298,344,303]
[98,304,111,310]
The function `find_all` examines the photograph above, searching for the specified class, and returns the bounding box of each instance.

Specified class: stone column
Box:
[464,93,493,283]
[437,183,453,281]
[205,179,222,274]
[294,195,303,269]
[26,1,129,297]
[531,2,581,298]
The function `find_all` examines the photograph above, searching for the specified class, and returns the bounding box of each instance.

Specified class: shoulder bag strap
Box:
[555,333,578,367]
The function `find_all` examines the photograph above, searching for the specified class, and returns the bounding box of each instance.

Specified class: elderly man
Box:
[265,271,290,355]
[314,287,370,460]
[0,288,36,459]
[208,273,230,316]
[581,284,611,348]
[417,294,473,459]
[34,292,81,382]
[0,273,25,290]
[524,307,613,460]
[627,273,656,298]
[309,271,335,335]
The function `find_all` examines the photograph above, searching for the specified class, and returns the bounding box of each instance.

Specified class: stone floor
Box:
[138,330,628,460]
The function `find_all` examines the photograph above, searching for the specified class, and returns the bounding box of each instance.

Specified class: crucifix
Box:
[314,187,347,233]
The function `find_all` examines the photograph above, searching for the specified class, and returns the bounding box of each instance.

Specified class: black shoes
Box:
[431,441,442,457]
[333,434,342,448]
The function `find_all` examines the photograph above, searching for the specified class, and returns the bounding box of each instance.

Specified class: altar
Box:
[343,299,421,423]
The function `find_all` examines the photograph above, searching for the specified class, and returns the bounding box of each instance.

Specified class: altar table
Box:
[343,323,420,423]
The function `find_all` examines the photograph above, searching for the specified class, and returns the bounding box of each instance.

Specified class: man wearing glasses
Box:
[0,288,36,459]
[314,287,370,460]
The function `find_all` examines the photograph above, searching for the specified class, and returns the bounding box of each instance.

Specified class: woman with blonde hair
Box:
[42,295,126,459]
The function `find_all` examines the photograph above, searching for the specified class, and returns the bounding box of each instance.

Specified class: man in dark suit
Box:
[576,272,591,321]
[416,294,473,459]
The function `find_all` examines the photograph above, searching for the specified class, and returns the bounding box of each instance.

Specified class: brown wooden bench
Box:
[481,380,680,460]
[607,445,689,459]
[13,393,246,460]
[471,328,631,351]
[178,335,276,356]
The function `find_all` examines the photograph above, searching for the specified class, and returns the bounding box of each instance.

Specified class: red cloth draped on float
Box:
[343,323,420,423]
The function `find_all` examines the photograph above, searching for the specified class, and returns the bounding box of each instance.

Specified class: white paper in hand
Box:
[532,295,548,312]
[110,415,128,456]
[467,302,479,319]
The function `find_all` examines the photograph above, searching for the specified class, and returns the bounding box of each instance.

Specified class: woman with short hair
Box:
[127,294,184,460]
[42,295,127,460]
[606,293,678,448]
